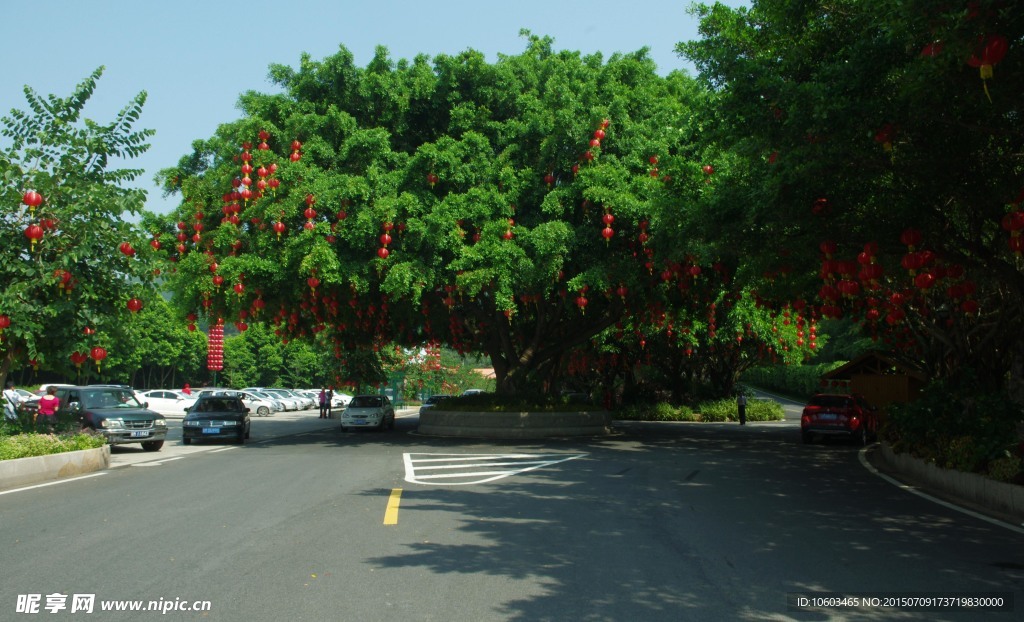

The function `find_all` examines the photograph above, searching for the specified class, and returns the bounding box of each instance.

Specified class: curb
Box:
[0,446,111,491]
[871,442,1024,525]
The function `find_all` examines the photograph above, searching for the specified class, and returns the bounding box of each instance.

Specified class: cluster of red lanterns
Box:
[22,190,46,251]
[378,221,393,259]
[207,323,224,372]
[601,209,615,243]
[303,194,317,230]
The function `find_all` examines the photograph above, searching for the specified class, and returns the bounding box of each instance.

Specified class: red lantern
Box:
[601,226,614,241]
[273,221,287,239]
[427,173,439,187]
[307,276,320,290]
[24,224,44,250]
[701,165,714,175]
[967,34,1009,102]
[544,173,555,186]
[377,247,390,259]
[119,241,136,257]
[90,346,108,371]
[233,282,245,297]
[0,314,10,336]
[126,298,143,313]
[22,190,43,209]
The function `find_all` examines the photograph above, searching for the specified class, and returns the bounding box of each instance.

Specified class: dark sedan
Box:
[182,394,251,445]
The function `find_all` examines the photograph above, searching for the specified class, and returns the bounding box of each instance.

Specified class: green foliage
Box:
[0,432,105,461]
[436,392,597,413]
[742,361,848,400]
[615,402,696,422]
[693,397,784,423]
[882,376,1024,474]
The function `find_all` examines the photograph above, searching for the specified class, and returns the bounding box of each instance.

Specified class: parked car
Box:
[235,390,281,416]
[136,389,196,415]
[340,395,395,431]
[800,393,878,445]
[248,390,286,413]
[331,392,352,408]
[53,385,168,451]
[182,393,251,445]
[244,388,301,411]
[419,394,451,416]
[283,388,315,410]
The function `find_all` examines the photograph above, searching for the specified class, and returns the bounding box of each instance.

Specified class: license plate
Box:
[818,413,837,421]
[130,430,151,438]
[202,427,221,434]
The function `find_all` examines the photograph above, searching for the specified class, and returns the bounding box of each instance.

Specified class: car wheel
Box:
[237,430,246,444]
[245,426,250,439]
[388,415,395,431]
[141,440,164,452]
[258,406,270,416]
[340,425,348,432]
[183,437,192,445]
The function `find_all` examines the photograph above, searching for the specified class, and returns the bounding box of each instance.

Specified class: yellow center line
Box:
[383,488,403,525]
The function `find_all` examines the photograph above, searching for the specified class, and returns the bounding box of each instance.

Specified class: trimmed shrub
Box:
[0,433,106,461]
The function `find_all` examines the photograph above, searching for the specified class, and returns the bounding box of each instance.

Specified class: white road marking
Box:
[0,472,107,496]
[404,452,587,486]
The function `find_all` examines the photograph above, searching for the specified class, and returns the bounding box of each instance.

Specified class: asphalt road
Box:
[1,409,1021,621]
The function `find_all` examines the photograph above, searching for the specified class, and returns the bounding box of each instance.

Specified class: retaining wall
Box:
[0,446,110,491]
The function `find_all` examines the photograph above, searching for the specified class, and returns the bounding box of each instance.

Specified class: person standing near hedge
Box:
[737,392,747,426]
[36,385,60,431]
[3,380,23,422]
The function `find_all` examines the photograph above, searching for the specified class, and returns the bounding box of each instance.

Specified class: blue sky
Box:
[1,0,740,215]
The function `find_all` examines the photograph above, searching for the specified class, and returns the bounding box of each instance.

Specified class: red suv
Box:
[800,393,877,445]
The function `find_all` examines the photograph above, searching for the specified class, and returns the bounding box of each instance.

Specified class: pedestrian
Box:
[3,380,22,422]
[737,391,747,425]
[318,387,328,418]
[326,387,334,418]
[36,385,60,431]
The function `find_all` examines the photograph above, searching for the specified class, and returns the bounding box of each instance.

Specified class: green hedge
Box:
[742,361,847,399]
[0,433,106,461]
[615,398,784,422]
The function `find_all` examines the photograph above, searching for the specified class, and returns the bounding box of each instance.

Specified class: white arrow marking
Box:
[403,452,587,486]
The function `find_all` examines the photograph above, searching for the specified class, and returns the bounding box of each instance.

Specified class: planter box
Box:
[419,410,613,439]
[0,446,110,491]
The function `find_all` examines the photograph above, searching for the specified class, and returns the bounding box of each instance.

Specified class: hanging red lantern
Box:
[967,34,1009,102]
[307,276,320,290]
[377,247,390,259]
[22,190,43,210]
[24,224,44,250]
[701,164,714,175]
[90,346,108,371]
[126,298,143,313]
[0,314,10,337]
[119,241,136,257]
[427,172,439,187]
[273,221,287,239]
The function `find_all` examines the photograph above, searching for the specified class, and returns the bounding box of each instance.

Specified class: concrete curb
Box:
[877,443,1024,521]
[418,410,613,439]
[0,446,110,491]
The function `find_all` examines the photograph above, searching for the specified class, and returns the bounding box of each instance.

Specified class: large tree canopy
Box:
[158,33,739,394]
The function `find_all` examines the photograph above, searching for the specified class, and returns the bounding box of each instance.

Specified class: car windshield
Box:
[350,396,382,408]
[81,389,142,410]
[808,395,853,408]
[194,398,243,412]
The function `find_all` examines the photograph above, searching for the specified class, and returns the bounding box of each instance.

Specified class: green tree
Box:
[678,1,1024,392]
[0,68,157,387]
[158,34,712,396]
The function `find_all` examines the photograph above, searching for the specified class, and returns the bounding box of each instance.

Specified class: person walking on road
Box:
[326,388,334,419]
[737,392,747,425]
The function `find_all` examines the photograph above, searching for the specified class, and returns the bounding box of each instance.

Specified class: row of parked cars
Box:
[10,384,359,450]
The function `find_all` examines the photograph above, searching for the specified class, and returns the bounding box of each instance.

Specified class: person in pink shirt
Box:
[36,385,60,431]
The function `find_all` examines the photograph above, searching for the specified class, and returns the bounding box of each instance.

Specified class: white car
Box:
[235,391,281,416]
[137,389,197,415]
[249,390,287,412]
[331,392,352,408]
[340,395,395,431]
